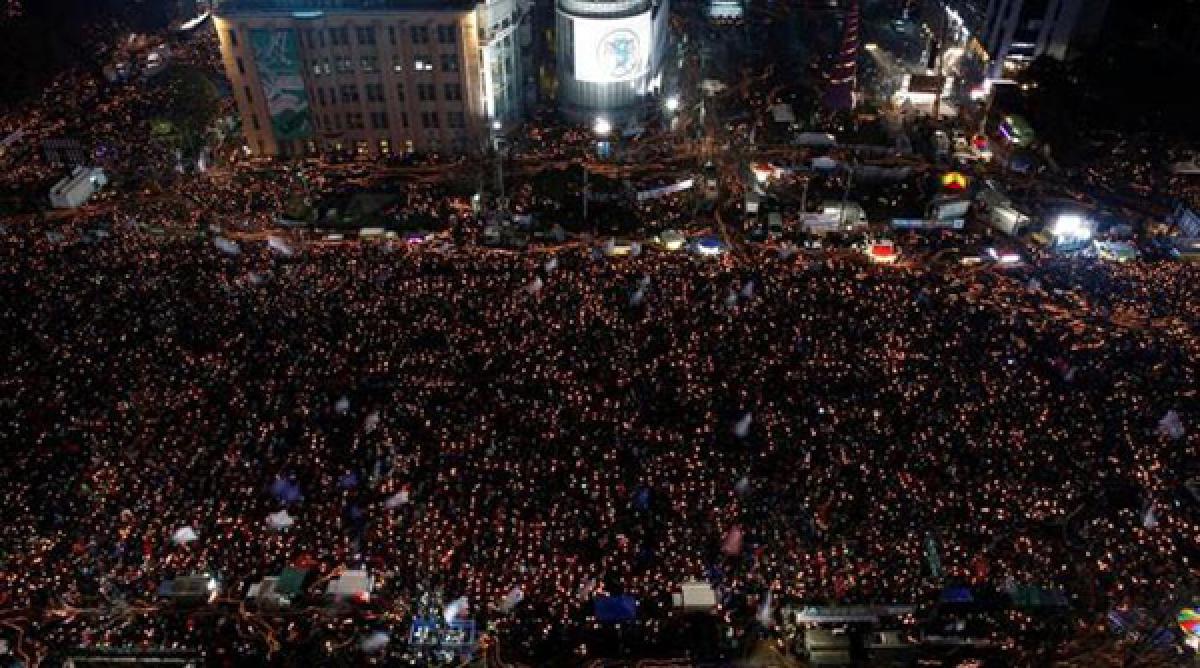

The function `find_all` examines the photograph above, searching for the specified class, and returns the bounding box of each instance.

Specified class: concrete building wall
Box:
[215,7,486,158]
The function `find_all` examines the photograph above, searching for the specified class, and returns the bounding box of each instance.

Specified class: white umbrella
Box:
[172,527,198,545]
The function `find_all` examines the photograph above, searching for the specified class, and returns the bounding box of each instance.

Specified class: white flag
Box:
[499,586,524,612]
[267,235,295,257]
[213,236,241,256]
[384,488,410,509]
[443,596,469,624]
[756,590,774,626]
[734,412,753,439]
[1143,504,1158,529]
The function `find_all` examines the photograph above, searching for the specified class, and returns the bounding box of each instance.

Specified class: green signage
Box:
[250,28,313,141]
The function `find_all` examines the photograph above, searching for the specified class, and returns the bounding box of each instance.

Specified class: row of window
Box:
[312,110,468,131]
[312,82,463,106]
[305,52,458,76]
[302,23,457,51]
[274,137,472,160]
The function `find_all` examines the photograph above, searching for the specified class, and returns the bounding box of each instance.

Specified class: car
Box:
[654,229,687,251]
[603,237,635,257]
[690,235,728,257]
[767,212,785,240]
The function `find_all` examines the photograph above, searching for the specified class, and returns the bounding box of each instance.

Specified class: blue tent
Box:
[595,595,638,622]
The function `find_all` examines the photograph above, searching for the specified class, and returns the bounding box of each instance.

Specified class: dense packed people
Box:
[0,214,1198,663]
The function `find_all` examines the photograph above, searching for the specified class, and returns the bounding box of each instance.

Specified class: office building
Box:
[980,0,1107,77]
[213,0,530,159]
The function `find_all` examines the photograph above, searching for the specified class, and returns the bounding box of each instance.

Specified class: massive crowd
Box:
[0,15,1198,668]
[1,210,1198,663]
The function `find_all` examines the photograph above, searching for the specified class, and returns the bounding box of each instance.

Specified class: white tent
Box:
[172,526,198,545]
[266,510,295,530]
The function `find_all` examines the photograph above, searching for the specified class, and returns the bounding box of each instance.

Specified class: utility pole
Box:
[931,8,947,122]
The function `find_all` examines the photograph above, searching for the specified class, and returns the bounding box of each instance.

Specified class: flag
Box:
[213,236,241,256]
[1143,503,1159,529]
[734,412,753,439]
[384,486,410,509]
[499,586,524,612]
[721,526,744,556]
[544,256,558,272]
[740,280,755,299]
[756,590,774,626]
[443,596,469,624]
[267,235,294,257]
[1159,410,1185,440]
[360,631,389,652]
[631,287,646,306]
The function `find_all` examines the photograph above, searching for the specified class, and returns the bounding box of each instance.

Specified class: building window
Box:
[322,59,331,75]
[370,111,390,129]
[251,114,260,131]
[440,53,459,72]
[346,112,364,130]
[421,111,439,129]
[244,85,253,106]
[366,83,384,103]
[228,29,238,47]
[436,24,457,44]
[388,25,396,46]
[414,56,433,72]
[443,83,462,101]
[379,138,391,155]
[324,114,332,129]
[417,83,436,102]
[318,29,325,48]
[311,60,322,76]
[395,83,405,101]
[400,112,409,128]
[317,88,326,105]
[410,25,429,44]
[447,111,466,129]
[360,56,378,73]
[340,84,359,103]
[392,55,404,73]
[356,26,377,46]
[306,29,316,49]
[236,58,246,75]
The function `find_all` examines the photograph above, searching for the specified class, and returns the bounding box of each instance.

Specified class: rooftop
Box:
[214,0,478,14]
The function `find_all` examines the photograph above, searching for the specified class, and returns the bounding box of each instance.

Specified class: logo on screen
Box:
[598,29,641,79]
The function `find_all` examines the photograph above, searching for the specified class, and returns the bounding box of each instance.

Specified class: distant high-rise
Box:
[213,0,531,159]
[555,0,671,124]
[980,0,1107,77]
